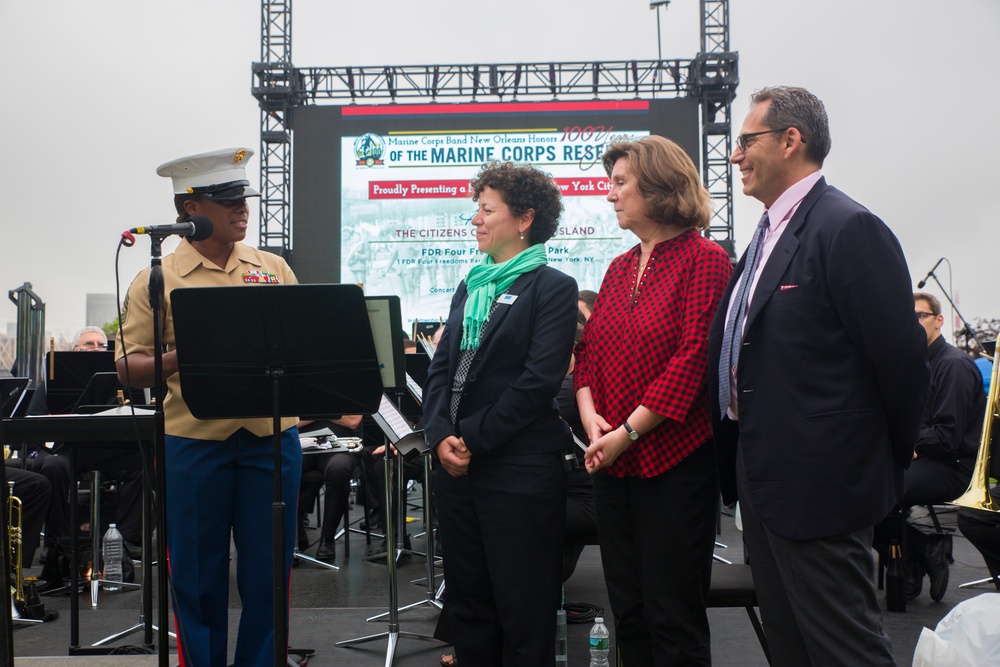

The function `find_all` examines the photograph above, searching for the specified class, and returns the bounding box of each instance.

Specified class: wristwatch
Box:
[623,421,640,441]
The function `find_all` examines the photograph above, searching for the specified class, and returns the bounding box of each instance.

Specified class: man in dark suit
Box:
[707,86,929,666]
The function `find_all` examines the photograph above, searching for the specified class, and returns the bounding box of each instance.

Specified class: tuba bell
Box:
[949,334,999,512]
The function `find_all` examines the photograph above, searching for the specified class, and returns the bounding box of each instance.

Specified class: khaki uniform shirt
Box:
[115,240,299,440]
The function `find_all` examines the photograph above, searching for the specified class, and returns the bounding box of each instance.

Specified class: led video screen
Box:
[291,98,699,327]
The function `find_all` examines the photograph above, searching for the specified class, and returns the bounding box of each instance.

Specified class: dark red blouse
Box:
[574,229,732,478]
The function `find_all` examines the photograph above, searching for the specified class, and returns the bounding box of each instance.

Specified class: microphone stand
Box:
[924,272,989,358]
[147,237,171,667]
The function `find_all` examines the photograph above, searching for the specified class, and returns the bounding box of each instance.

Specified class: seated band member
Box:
[20,327,145,587]
[297,415,362,563]
[874,292,986,601]
[116,148,300,667]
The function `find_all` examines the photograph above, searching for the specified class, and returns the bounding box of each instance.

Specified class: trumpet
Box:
[950,334,1000,513]
[8,480,25,615]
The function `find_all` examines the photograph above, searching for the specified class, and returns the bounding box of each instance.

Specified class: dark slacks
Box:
[165,428,301,667]
[299,450,356,541]
[593,442,717,667]
[737,448,895,667]
[436,451,566,667]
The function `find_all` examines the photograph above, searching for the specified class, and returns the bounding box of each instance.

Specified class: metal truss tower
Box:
[696,0,738,252]
[253,0,737,260]
[253,0,300,259]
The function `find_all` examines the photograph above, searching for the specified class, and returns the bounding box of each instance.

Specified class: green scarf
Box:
[460,244,548,350]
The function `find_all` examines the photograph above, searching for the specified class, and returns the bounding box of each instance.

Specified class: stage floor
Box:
[10,493,998,666]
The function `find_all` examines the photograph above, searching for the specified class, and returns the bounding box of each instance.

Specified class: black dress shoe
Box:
[366,539,389,561]
[366,534,412,562]
[923,533,951,602]
[316,539,336,562]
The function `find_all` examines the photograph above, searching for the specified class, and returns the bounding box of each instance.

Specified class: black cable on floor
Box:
[564,601,605,624]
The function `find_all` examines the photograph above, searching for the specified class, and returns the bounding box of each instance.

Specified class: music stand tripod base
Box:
[337,410,441,664]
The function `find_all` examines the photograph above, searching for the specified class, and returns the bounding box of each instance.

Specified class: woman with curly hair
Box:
[423,161,579,666]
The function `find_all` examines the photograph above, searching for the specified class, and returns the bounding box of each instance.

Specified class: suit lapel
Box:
[477,268,539,347]
[744,178,828,329]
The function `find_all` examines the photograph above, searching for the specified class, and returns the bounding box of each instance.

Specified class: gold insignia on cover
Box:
[233,149,247,164]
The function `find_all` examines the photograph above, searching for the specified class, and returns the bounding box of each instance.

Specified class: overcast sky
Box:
[1,0,997,343]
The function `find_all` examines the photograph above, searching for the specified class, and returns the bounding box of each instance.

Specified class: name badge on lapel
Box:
[497,294,518,305]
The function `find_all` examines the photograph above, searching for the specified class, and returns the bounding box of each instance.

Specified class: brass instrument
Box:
[950,334,1000,513]
[8,480,25,617]
[334,437,364,452]
[299,434,364,452]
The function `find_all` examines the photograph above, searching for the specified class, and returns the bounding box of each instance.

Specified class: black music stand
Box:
[366,378,444,626]
[45,351,116,414]
[172,283,383,667]
[338,393,441,664]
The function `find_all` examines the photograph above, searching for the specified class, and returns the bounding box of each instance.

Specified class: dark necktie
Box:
[718,211,770,418]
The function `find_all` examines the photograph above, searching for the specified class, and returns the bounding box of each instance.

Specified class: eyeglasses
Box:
[915,312,938,320]
[73,340,105,350]
[735,127,791,152]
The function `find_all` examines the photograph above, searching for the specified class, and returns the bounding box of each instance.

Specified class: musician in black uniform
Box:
[22,328,145,588]
[297,415,362,563]
[873,292,986,601]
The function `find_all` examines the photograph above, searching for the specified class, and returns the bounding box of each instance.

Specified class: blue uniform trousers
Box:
[165,428,301,667]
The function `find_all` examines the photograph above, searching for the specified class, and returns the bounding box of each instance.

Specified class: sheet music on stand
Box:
[404,373,423,406]
[371,393,427,460]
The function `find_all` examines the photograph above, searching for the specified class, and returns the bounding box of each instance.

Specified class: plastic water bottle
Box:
[102,523,124,591]
[589,616,610,666]
[555,609,568,664]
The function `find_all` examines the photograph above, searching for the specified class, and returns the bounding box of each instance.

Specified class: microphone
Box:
[126,216,214,242]
[916,257,945,289]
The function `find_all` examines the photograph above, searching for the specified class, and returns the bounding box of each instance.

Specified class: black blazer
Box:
[708,178,929,540]
[423,265,579,458]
